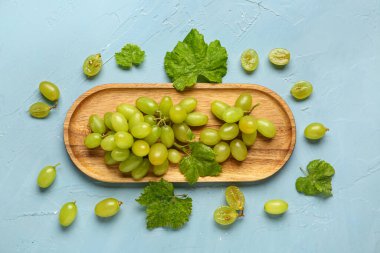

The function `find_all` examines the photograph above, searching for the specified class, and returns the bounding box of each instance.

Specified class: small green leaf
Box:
[115,44,145,68]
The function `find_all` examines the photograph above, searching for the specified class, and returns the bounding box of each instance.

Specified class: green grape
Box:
[230,139,247,161]
[214,206,238,225]
[149,143,168,166]
[169,105,187,124]
[269,48,290,67]
[84,133,102,149]
[144,125,161,145]
[185,112,208,127]
[29,102,52,118]
[104,130,116,136]
[304,122,329,140]
[173,123,193,143]
[153,159,169,176]
[235,93,252,111]
[103,112,114,130]
[264,199,288,215]
[222,107,244,123]
[291,81,313,100]
[104,152,118,166]
[257,118,276,138]
[119,153,143,173]
[131,122,152,139]
[159,96,173,117]
[131,158,150,180]
[225,186,245,211]
[111,148,130,162]
[168,149,183,164]
[83,53,102,77]
[59,202,77,227]
[111,112,128,132]
[200,128,220,146]
[213,142,230,163]
[242,131,257,146]
[239,115,257,134]
[128,111,144,129]
[219,123,239,141]
[37,163,60,188]
[132,140,150,156]
[39,81,60,102]
[179,97,197,113]
[114,131,134,149]
[116,104,138,119]
[101,135,116,151]
[144,115,156,126]
[95,198,122,218]
[89,114,106,134]
[241,49,259,72]
[136,97,158,115]
[211,100,230,120]
[160,125,175,148]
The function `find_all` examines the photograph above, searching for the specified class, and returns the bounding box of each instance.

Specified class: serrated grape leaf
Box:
[115,44,145,68]
[136,179,174,207]
[164,29,228,91]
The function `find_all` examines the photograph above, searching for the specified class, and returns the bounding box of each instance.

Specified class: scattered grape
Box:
[29,102,52,119]
[214,206,238,225]
[59,202,77,227]
[225,186,245,211]
[269,48,290,67]
[95,198,122,218]
[83,53,102,77]
[304,122,328,140]
[241,49,259,72]
[37,163,60,188]
[264,199,288,215]
[291,81,313,100]
[39,81,60,102]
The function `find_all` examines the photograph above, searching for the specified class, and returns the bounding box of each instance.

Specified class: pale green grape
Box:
[213,206,238,225]
[239,115,257,134]
[225,186,245,211]
[222,107,244,123]
[83,53,102,77]
[119,153,143,173]
[131,122,152,139]
[111,148,130,162]
[131,158,150,180]
[213,142,230,163]
[242,131,257,146]
[241,49,259,72]
[168,149,183,164]
[173,123,193,143]
[84,133,102,149]
[160,125,175,148]
[101,135,116,151]
[143,125,161,145]
[114,131,134,149]
[29,102,52,118]
[269,48,290,67]
[304,122,328,140]
[37,163,60,188]
[104,152,118,166]
[235,93,252,111]
[159,96,173,117]
[103,112,114,130]
[185,112,208,127]
[128,111,144,129]
[169,105,187,124]
[200,128,220,146]
[291,81,313,100]
[149,143,168,166]
[136,97,158,115]
[264,199,288,215]
[179,97,197,113]
[132,140,150,156]
[211,100,230,120]
[219,123,239,141]
[144,115,156,126]
[89,114,106,134]
[39,81,60,102]
[111,112,128,132]
[257,118,276,138]
[59,202,77,227]
[116,104,138,119]
[230,139,247,161]
[95,198,122,218]
[153,159,169,176]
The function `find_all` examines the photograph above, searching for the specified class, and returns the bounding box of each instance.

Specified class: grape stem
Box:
[238,209,245,217]
[50,103,58,109]
[299,167,308,176]
[53,163,61,168]
[173,142,189,155]
[246,103,260,115]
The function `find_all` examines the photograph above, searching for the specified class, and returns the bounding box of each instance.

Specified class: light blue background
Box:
[1,0,379,252]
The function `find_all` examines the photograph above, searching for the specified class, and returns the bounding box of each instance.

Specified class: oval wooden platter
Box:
[64,83,296,183]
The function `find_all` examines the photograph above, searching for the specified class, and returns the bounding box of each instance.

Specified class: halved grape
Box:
[225,186,245,211]
[211,100,230,120]
[168,149,183,164]
[83,53,102,77]
[160,125,175,148]
[119,153,143,173]
[269,48,290,67]
[173,123,193,143]
[304,122,328,140]
[111,148,130,162]
[149,143,168,166]
[179,97,197,113]
[101,135,116,151]
[89,114,107,134]
[111,112,128,132]
[242,131,257,146]
[185,112,208,127]
[239,115,257,134]
[213,142,230,163]
[39,81,60,102]
[84,133,102,149]
[131,122,152,139]
[169,105,187,124]
[230,139,248,161]
[241,49,259,72]
[114,131,134,149]
[257,119,276,138]
[29,102,52,118]
[59,202,77,227]
[95,198,122,218]
[132,140,150,156]
[291,81,313,100]
[214,206,238,225]
[235,93,252,111]
[153,159,169,176]
[131,158,150,180]
[136,97,158,115]
[222,107,244,123]
[219,123,239,141]
[264,199,288,215]
[200,128,220,146]
[37,163,60,188]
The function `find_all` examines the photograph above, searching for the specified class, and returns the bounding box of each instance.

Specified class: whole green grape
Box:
[29,102,52,118]
[101,135,116,151]
[200,128,220,146]
[159,96,173,118]
[185,112,208,127]
[160,125,175,148]
[119,153,143,173]
[219,123,239,141]
[144,115,156,126]
[89,114,106,134]
[213,142,230,163]
[225,186,245,211]
[230,139,247,161]
[37,163,60,188]
[179,97,197,113]
[173,123,193,143]
[269,48,290,67]
[149,143,168,166]
[304,122,328,140]
[59,202,77,227]
[39,81,60,102]
[103,112,114,131]
[84,133,102,149]
[153,159,169,176]
[104,152,118,166]
[136,97,158,115]
[241,49,259,72]
[116,104,138,119]
[257,118,276,138]
[95,198,122,218]
[131,122,152,139]
[131,158,150,180]
[235,93,252,111]
[83,53,102,77]
[111,112,128,132]
[114,131,134,149]
[143,125,161,145]
[264,199,288,215]
[111,148,130,162]
[128,111,144,129]
[169,105,187,124]
[222,107,244,123]
[213,206,238,226]
[242,131,257,146]
[167,149,183,164]
[291,81,313,100]
[132,140,150,156]
[211,100,230,120]
[239,115,257,134]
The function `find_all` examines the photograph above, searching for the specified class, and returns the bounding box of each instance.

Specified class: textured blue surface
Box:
[1,0,380,252]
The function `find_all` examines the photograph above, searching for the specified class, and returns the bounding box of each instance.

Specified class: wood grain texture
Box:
[64,83,296,183]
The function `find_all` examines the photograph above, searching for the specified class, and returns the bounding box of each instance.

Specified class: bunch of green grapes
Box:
[83,96,208,180]
[204,93,277,162]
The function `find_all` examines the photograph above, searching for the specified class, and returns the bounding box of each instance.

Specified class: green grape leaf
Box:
[164,29,228,91]
[295,160,335,197]
[136,179,192,230]
[179,142,222,184]
[115,44,145,68]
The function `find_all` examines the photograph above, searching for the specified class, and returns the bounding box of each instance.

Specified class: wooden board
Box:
[64,83,296,183]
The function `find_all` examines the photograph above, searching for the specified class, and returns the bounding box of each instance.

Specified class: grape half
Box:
[269,48,290,67]
[241,49,259,72]
[83,53,102,77]
[225,186,245,211]
[214,206,238,225]
[291,81,313,100]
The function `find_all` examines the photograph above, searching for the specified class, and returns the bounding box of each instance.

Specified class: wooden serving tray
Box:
[64,83,296,183]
